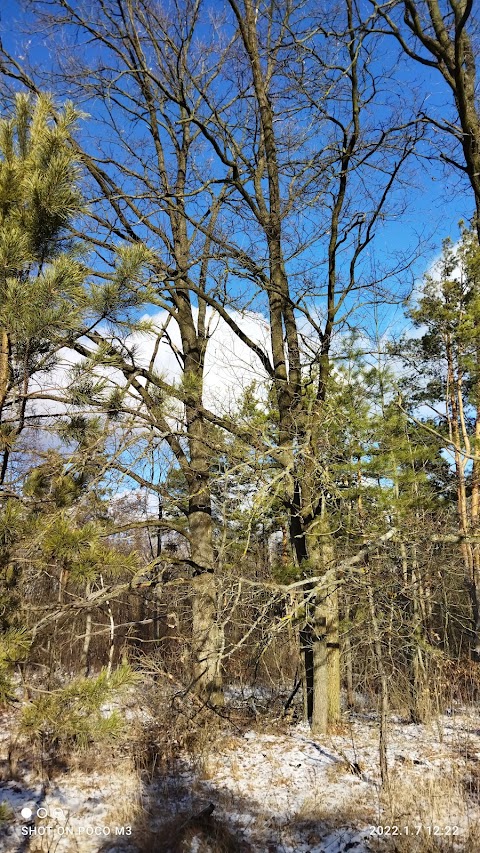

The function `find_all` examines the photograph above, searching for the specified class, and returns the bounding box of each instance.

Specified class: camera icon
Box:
[21,806,66,821]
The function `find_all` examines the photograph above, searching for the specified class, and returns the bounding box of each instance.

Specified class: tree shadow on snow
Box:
[97,768,373,853]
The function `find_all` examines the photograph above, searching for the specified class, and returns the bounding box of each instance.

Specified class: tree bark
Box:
[0,329,10,419]
[366,557,389,790]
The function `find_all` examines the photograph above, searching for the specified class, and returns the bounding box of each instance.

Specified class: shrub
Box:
[20,663,138,754]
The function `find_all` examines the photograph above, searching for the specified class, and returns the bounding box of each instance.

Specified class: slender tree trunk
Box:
[81,581,92,676]
[152,498,163,642]
[470,342,480,659]
[106,603,115,678]
[300,619,314,723]
[0,329,9,420]
[58,565,69,604]
[411,544,431,722]
[311,588,329,735]
[327,582,341,724]
[401,540,431,723]
[344,601,355,709]
[366,558,389,790]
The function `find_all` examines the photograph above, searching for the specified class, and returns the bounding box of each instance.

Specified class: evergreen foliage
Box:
[20,664,138,752]
[0,93,86,355]
[0,628,30,705]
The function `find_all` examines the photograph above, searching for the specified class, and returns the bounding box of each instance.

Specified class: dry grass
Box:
[375,766,480,852]
[324,757,359,782]
[103,767,143,831]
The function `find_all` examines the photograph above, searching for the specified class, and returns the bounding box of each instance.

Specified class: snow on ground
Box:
[1,704,480,852]
[164,710,480,852]
[0,771,139,852]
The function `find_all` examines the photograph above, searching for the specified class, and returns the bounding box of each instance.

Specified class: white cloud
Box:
[22,307,272,427]
[126,307,272,413]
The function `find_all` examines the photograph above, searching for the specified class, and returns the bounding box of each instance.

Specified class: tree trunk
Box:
[344,602,354,709]
[0,329,9,420]
[470,343,480,659]
[366,558,389,791]
[189,483,223,706]
[411,544,431,723]
[80,581,92,676]
[191,571,222,706]
[327,582,341,724]
[307,514,341,734]
[311,590,328,735]
[310,579,341,733]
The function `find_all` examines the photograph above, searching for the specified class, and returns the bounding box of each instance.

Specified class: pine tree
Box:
[0,94,88,698]
[0,93,86,482]
[399,227,480,661]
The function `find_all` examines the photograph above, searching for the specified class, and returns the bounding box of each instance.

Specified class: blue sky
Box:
[0,0,475,349]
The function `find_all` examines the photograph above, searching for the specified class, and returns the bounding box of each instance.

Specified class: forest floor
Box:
[0,686,480,852]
